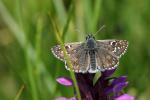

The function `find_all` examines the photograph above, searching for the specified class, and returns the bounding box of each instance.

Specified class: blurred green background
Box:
[0,0,150,100]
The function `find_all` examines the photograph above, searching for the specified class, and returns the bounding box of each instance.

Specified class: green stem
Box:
[50,15,81,100]
[25,45,39,100]
[14,85,25,100]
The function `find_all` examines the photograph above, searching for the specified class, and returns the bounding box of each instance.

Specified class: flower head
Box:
[56,69,134,100]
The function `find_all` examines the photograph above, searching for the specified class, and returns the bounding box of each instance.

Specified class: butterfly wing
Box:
[51,40,128,72]
[51,42,81,61]
[96,40,128,58]
[95,48,119,71]
[95,40,128,71]
[67,49,90,73]
[51,42,90,73]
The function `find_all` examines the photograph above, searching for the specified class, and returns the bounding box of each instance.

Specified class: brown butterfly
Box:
[51,34,128,73]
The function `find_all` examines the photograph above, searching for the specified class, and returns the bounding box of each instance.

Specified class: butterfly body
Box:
[51,34,128,73]
[85,35,99,72]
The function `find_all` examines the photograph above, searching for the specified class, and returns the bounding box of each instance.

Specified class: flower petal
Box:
[115,94,134,100]
[111,76,127,86]
[105,82,128,94]
[55,97,76,100]
[69,97,77,100]
[56,77,73,86]
[113,82,128,94]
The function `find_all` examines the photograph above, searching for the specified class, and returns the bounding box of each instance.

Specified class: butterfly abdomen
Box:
[89,50,96,70]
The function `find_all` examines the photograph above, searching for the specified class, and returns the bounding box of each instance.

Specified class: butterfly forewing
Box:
[51,42,81,61]
[96,40,128,58]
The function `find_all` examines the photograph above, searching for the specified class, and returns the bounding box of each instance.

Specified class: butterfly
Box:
[51,34,128,73]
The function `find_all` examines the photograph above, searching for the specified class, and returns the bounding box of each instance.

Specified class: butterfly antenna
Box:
[93,25,106,36]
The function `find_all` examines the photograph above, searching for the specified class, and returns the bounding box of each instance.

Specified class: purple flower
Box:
[56,69,134,100]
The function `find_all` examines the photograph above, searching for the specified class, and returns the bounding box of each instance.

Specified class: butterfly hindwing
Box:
[65,49,90,73]
[95,48,119,71]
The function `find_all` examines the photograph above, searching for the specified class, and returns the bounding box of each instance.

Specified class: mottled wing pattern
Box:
[96,40,128,58]
[51,42,90,73]
[95,48,119,71]
[51,42,81,61]
[95,40,128,71]
[68,49,90,73]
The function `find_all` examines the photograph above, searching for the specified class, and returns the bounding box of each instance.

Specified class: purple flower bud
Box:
[56,77,73,86]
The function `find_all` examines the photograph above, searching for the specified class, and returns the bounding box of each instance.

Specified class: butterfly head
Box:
[86,34,96,49]
[86,34,95,40]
